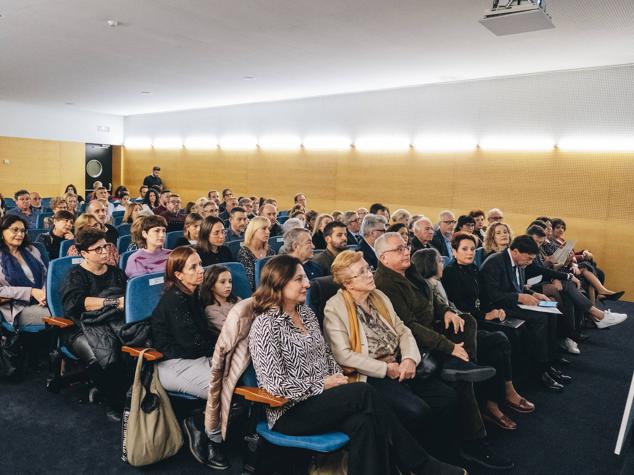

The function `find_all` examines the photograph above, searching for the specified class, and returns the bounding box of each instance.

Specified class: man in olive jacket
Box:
[374,232,514,471]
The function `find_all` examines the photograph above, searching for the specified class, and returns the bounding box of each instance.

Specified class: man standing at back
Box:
[143,166,163,191]
[431,211,456,257]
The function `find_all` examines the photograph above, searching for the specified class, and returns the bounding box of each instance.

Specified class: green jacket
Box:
[374,263,454,354]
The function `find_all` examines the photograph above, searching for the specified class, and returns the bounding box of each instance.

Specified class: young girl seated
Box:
[201,265,241,334]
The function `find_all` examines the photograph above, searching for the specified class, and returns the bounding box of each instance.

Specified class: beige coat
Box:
[205,297,255,438]
[323,289,421,382]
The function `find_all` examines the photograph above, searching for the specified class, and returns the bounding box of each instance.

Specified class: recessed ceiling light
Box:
[140,91,152,95]
[107,19,120,27]
[242,76,256,80]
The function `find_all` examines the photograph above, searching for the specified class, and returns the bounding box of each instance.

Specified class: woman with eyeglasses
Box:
[0,215,49,331]
[195,216,233,267]
[61,227,128,422]
[66,213,120,266]
[249,254,465,475]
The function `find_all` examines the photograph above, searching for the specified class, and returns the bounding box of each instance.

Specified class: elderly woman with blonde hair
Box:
[322,250,462,443]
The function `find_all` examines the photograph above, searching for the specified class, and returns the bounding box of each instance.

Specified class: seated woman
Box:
[238,216,275,290]
[64,192,79,218]
[454,215,481,247]
[249,254,465,475]
[387,222,410,246]
[151,247,229,470]
[482,221,512,260]
[37,210,75,259]
[550,218,623,303]
[64,184,84,204]
[67,213,120,266]
[440,234,535,431]
[61,228,128,422]
[311,213,333,249]
[125,215,171,278]
[43,196,69,229]
[175,212,203,247]
[200,265,240,334]
[0,215,49,329]
[195,216,232,267]
[141,188,160,214]
[122,202,144,224]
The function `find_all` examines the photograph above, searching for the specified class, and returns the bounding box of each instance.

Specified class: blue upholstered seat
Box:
[226,239,244,260]
[118,249,135,271]
[116,223,131,236]
[256,422,349,453]
[254,256,274,286]
[268,236,285,254]
[116,234,132,254]
[165,230,184,250]
[59,239,74,258]
[124,272,165,323]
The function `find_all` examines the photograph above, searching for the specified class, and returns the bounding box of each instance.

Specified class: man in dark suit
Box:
[411,217,434,253]
[431,211,456,257]
[343,210,362,246]
[480,235,570,391]
[358,213,388,270]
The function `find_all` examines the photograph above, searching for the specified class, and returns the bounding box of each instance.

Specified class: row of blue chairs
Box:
[43,256,347,468]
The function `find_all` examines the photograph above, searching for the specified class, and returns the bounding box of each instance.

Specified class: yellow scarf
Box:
[341,290,394,381]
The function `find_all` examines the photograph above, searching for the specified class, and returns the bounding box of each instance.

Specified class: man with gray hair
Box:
[283,227,322,279]
[359,213,387,269]
[238,197,255,218]
[486,208,504,225]
[343,210,362,245]
[411,217,434,253]
[87,199,119,244]
[431,210,456,257]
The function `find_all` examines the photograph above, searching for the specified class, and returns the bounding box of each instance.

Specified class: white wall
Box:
[124,64,634,147]
[0,100,124,144]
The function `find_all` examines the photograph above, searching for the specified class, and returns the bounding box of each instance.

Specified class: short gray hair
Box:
[343,210,358,225]
[438,210,454,221]
[283,227,311,252]
[412,216,432,233]
[373,232,403,257]
[360,214,387,237]
[282,218,303,235]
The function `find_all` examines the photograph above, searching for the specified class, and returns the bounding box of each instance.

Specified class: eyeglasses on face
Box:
[86,244,109,254]
[383,244,410,255]
[442,220,457,225]
[7,227,26,235]
[348,266,373,280]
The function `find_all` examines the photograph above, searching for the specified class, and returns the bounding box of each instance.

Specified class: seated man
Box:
[486,208,504,225]
[284,227,322,280]
[158,193,186,232]
[87,200,119,244]
[373,233,511,470]
[218,196,238,221]
[480,235,571,391]
[238,197,255,219]
[259,203,284,236]
[431,211,455,257]
[358,213,387,270]
[93,186,115,220]
[29,191,44,214]
[311,221,348,275]
[343,210,362,245]
[6,189,38,228]
[411,217,434,253]
[224,206,247,241]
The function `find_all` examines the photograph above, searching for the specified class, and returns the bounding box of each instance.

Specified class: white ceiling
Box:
[1,0,633,116]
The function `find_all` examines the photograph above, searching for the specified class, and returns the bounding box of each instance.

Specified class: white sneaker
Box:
[595,310,628,329]
[561,338,580,354]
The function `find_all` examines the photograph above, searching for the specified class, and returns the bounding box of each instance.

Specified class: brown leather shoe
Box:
[505,397,535,413]
[483,408,517,431]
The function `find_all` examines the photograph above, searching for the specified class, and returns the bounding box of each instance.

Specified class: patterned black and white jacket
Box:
[248,304,341,428]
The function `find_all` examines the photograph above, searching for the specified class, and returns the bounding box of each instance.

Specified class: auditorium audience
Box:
[158,193,186,232]
[219,188,233,213]
[332,210,344,223]
[42,197,70,229]
[37,210,75,259]
[293,192,308,210]
[175,212,203,247]
[248,255,466,475]
[411,217,434,253]
[150,247,229,469]
[431,210,456,257]
[259,203,283,236]
[357,207,369,222]
[387,222,410,246]
[124,215,171,278]
[238,216,275,290]
[359,213,387,269]
[200,265,240,334]
[454,215,479,242]
[195,216,233,267]
[482,221,513,260]
[390,208,411,226]
[0,215,49,328]
[283,227,323,279]
[311,213,333,249]
[61,228,128,422]
[122,202,143,224]
[6,190,38,228]
[343,210,362,245]
[479,235,571,392]
[29,191,43,214]
[311,221,348,275]
[369,203,390,220]
[141,187,160,213]
[207,190,220,204]
[138,185,148,201]
[93,186,115,220]
[219,196,238,221]
[64,184,84,203]
[238,197,255,218]
[469,209,486,242]
[86,200,119,244]
[64,192,80,217]
[67,213,120,267]
[486,208,504,225]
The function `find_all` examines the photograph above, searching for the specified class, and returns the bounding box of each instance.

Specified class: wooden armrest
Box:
[42,317,74,328]
[234,386,288,407]
[121,346,164,361]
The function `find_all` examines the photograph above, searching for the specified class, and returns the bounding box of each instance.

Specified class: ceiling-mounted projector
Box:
[480,0,554,36]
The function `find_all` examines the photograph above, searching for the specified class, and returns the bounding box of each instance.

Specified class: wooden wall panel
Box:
[124,147,634,298]
[0,136,84,198]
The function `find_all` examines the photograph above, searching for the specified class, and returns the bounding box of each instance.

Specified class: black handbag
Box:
[415,351,438,379]
[0,329,23,377]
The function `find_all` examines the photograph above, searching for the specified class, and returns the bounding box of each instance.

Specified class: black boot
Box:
[206,438,230,470]
[183,415,208,465]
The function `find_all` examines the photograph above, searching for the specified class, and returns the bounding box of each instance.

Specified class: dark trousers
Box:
[476,330,512,404]
[274,382,428,475]
[542,284,578,340]
[438,313,487,441]
[505,306,557,368]
[367,375,458,455]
